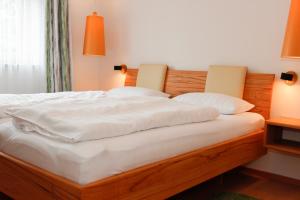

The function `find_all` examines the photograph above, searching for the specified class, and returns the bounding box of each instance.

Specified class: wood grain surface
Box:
[0,130,265,200]
[125,69,275,119]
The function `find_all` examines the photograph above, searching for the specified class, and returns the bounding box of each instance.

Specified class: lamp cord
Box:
[89,0,97,14]
[93,0,97,12]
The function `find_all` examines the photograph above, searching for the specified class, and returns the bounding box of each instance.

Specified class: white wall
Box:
[69,0,300,179]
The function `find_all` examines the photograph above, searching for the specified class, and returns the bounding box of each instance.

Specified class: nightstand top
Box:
[266,117,300,130]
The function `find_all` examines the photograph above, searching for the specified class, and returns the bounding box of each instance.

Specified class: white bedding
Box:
[7,96,219,143]
[0,91,105,119]
[0,112,264,185]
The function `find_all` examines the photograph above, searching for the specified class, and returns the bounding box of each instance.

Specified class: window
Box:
[0,0,46,93]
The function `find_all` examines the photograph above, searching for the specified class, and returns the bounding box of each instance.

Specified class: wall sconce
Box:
[281,71,298,85]
[114,64,127,74]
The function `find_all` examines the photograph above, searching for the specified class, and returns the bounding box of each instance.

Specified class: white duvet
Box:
[0,91,104,119]
[7,96,219,143]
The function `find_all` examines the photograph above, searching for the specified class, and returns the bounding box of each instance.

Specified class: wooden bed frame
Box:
[0,69,275,200]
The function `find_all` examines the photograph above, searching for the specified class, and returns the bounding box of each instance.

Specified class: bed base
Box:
[0,129,266,200]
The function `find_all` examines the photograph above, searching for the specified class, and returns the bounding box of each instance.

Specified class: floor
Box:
[169,170,300,200]
[1,170,300,200]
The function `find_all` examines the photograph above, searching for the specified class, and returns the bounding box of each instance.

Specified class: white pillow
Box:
[173,92,254,115]
[107,86,170,98]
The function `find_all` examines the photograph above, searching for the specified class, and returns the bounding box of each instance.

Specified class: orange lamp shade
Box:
[282,0,300,59]
[83,12,106,56]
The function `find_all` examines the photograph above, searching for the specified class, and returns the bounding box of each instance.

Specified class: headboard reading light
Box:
[114,65,127,74]
[281,71,298,85]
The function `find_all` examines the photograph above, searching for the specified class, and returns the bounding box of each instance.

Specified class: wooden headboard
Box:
[125,69,275,119]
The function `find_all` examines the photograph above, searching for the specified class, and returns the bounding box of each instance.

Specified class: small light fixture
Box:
[114,64,127,74]
[281,0,300,59]
[280,71,298,85]
[83,12,106,56]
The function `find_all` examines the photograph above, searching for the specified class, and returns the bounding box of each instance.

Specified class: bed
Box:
[0,68,275,200]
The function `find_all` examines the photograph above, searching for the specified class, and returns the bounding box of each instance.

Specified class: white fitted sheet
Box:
[0,112,264,185]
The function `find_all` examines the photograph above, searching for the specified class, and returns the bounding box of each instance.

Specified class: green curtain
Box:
[46,0,71,92]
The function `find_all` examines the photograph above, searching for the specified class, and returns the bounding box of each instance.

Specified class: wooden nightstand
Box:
[265,117,300,156]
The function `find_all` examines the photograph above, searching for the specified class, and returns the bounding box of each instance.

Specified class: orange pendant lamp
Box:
[83,12,106,56]
[281,0,300,59]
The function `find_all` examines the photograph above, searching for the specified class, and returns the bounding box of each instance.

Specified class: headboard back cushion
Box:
[136,64,168,91]
[205,65,248,98]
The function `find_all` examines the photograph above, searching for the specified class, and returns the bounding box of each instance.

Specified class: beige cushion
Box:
[205,65,248,98]
[136,64,168,91]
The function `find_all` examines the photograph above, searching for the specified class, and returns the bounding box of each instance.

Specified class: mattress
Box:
[0,112,264,185]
